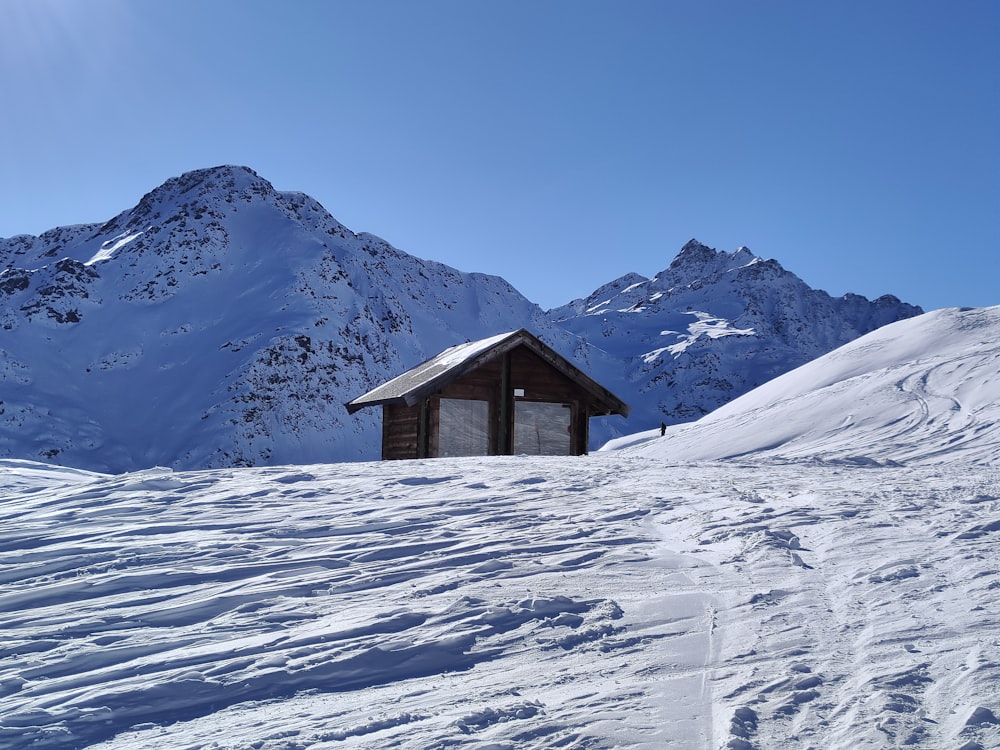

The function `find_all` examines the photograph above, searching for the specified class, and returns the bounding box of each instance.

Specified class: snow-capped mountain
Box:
[0,166,920,471]
[2,305,997,750]
[551,239,923,428]
[0,166,573,471]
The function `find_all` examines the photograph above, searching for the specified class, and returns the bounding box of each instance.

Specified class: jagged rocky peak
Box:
[670,238,717,267]
[0,167,283,271]
[138,165,350,239]
[99,165,257,235]
[552,240,771,318]
[132,165,276,217]
[665,239,763,280]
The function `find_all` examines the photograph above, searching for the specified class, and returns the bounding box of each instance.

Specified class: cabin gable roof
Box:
[344,329,630,417]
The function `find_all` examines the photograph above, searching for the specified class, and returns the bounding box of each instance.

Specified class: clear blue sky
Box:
[2,0,997,312]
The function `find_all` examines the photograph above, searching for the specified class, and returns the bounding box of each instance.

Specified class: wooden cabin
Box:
[344,329,630,460]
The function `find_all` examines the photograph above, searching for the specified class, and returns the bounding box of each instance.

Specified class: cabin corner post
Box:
[498,351,512,455]
[575,404,590,455]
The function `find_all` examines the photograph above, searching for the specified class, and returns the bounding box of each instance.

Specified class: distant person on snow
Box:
[660,422,666,437]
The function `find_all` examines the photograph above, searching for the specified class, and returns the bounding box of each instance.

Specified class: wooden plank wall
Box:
[382,403,420,460]
[508,348,583,404]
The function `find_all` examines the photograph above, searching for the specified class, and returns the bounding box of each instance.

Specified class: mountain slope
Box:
[607,305,1000,465]
[551,240,922,430]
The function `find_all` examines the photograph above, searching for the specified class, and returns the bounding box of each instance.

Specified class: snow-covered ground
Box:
[2,306,999,749]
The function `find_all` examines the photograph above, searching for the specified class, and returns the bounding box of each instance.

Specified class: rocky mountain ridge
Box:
[0,165,922,471]
[554,239,922,424]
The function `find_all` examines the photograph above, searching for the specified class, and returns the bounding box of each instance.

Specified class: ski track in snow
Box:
[1,456,998,749]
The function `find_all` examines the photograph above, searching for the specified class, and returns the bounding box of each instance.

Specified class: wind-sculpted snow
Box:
[1,454,998,749]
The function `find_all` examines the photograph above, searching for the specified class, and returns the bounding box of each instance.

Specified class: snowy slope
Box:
[1,306,998,749]
[552,240,922,434]
[607,305,1000,465]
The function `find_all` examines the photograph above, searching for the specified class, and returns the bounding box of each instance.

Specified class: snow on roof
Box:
[344,331,522,412]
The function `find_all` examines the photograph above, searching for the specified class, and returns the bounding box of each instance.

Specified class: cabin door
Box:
[513,402,572,455]
[438,398,490,457]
